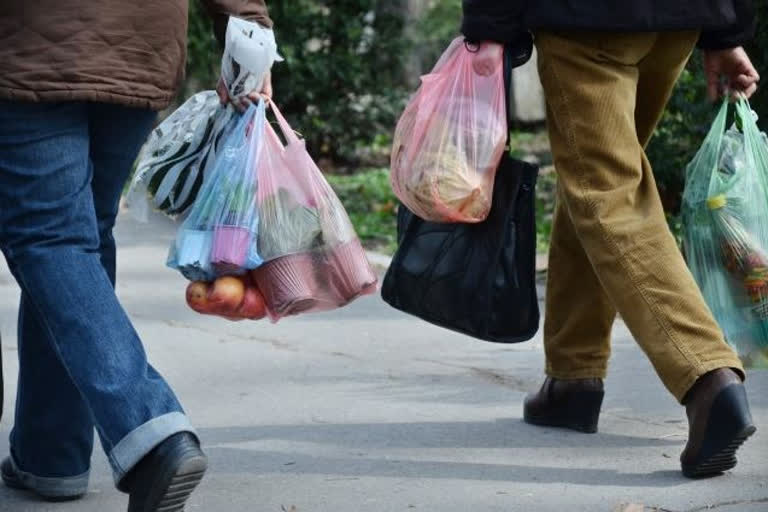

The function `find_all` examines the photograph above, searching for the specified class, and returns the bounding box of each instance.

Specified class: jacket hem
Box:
[0,87,174,112]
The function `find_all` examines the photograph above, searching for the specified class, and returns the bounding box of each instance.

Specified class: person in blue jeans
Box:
[0,1,273,510]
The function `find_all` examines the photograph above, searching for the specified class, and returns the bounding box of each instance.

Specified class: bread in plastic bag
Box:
[249,101,378,321]
[683,98,768,368]
[391,38,507,223]
[167,101,265,281]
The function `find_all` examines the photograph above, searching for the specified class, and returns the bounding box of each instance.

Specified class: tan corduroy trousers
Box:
[535,31,744,402]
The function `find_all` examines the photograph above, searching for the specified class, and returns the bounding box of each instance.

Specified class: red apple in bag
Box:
[236,283,267,320]
[186,281,211,314]
[208,276,246,313]
[185,276,266,320]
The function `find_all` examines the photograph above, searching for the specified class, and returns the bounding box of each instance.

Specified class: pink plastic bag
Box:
[391,38,507,223]
[250,102,378,321]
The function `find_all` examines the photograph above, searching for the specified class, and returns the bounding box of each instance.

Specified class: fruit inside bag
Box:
[167,101,265,281]
[390,38,507,223]
[186,275,267,321]
[250,101,378,321]
[683,98,768,368]
[127,91,236,219]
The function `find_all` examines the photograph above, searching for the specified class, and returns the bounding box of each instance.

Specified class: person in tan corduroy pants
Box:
[535,31,744,402]
[520,30,760,478]
[462,0,761,477]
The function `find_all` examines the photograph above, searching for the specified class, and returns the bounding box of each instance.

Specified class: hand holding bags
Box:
[169,100,378,322]
[220,17,283,100]
[128,16,283,220]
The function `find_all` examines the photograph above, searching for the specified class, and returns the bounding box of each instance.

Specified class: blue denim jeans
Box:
[0,101,195,492]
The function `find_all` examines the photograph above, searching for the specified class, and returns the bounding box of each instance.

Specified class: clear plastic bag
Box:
[167,101,266,281]
[249,102,378,321]
[221,17,283,100]
[683,98,768,368]
[390,38,507,223]
[127,91,235,219]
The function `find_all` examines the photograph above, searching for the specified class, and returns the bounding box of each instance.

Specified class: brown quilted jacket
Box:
[0,0,271,111]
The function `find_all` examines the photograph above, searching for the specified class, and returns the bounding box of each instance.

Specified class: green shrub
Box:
[326,168,398,253]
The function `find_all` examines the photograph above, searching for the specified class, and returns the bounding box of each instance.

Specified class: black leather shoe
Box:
[523,377,604,433]
[119,432,207,512]
[1,457,86,502]
[681,368,756,478]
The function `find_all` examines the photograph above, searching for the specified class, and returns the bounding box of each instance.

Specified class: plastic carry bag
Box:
[390,37,507,223]
[683,98,768,368]
[167,101,266,281]
[127,91,235,219]
[221,17,283,100]
[249,102,378,321]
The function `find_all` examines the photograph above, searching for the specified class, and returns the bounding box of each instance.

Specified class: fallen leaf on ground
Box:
[614,505,645,512]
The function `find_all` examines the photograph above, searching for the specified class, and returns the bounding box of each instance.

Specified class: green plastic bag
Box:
[682,97,768,368]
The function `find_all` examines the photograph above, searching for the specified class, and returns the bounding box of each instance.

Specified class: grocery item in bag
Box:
[167,102,265,281]
[683,98,768,368]
[250,101,378,321]
[128,91,234,219]
[186,276,267,320]
[391,38,507,223]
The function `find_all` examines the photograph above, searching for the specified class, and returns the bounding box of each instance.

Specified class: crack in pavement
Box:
[411,357,536,391]
[134,313,369,361]
[601,411,688,432]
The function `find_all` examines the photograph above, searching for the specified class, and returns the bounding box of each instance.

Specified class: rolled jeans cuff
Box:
[7,454,90,497]
[108,412,196,484]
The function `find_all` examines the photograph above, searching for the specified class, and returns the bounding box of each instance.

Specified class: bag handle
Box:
[264,98,302,146]
[734,95,768,187]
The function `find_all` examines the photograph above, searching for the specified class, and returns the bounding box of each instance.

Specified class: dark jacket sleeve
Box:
[461,0,526,44]
[200,0,273,46]
[698,0,755,50]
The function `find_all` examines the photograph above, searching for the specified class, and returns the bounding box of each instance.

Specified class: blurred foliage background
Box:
[185,0,462,169]
[182,0,767,252]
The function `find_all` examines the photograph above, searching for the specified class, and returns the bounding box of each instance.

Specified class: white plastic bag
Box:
[127,91,235,220]
[221,17,283,99]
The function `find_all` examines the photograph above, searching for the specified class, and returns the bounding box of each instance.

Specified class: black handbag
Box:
[381,41,541,343]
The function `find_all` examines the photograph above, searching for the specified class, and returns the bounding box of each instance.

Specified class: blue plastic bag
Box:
[167,101,266,281]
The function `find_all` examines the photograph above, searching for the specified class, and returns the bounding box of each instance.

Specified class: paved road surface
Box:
[0,211,766,512]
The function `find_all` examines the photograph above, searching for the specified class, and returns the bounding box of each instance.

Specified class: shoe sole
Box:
[682,384,756,479]
[128,454,208,512]
[523,413,599,434]
[682,424,756,478]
